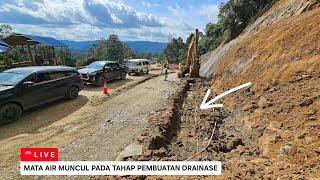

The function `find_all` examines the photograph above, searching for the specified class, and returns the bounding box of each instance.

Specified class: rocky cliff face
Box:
[200,0,320,178]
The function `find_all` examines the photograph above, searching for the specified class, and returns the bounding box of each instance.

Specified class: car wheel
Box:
[66,86,79,100]
[146,69,149,74]
[96,76,105,87]
[120,72,126,80]
[0,103,22,125]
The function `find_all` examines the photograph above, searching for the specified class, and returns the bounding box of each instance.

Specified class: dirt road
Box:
[0,71,179,179]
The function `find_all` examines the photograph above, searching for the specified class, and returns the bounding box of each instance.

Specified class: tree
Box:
[122,43,135,59]
[87,34,127,63]
[163,37,187,63]
[197,0,274,55]
[105,34,125,62]
[218,0,273,41]
[83,34,164,65]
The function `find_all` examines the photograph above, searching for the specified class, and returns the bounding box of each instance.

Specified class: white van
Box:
[126,59,150,75]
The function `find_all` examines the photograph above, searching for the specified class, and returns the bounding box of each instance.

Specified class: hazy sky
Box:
[0,0,226,42]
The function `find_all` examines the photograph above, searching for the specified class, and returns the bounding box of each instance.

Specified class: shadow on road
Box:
[0,95,89,141]
[84,78,134,92]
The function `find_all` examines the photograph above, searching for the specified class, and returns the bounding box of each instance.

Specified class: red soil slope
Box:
[203,1,320,179]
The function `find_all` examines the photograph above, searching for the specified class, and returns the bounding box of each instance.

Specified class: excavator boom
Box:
[178,29,200,78]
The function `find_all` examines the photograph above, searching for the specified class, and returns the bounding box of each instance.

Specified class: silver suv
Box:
[126,59,150,75]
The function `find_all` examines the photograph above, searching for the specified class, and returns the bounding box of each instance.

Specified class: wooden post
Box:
[60,47,65,65]
[27,44,34,64]
[52,47,56,58]
[40,45,45,62]
[52,46,56,65]
[24,46,29,63]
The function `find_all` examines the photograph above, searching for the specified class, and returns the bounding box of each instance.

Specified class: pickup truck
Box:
[78,61,127,86]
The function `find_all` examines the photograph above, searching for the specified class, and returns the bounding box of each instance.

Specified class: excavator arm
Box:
[178,29,200,78]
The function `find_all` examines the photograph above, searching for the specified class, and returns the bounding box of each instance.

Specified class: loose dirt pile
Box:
[198,0,320,179]
[117,77,318,179]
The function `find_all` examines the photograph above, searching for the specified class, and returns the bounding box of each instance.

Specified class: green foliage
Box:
[199,0,274,54]
[87,34,147,63]
[199,23,224,54]
[163,37,187,63]
[162,0,274,60]
[63,48,80,66]
[78,34,163,66]
[218,0,273,40]
[0,24,163,67]
[87,35,123,62]
[105,34,125,62]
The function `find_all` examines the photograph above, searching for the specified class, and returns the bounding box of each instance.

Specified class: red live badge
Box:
[21,148,59,161]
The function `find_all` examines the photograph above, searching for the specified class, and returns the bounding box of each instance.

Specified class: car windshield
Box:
[87,62,106,69]
[0,72,30,86]
[127,62,138,67]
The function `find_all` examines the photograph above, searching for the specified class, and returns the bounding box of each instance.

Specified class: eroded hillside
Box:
[200,0,320,178]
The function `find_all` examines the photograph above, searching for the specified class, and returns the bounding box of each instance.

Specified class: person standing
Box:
[164,64,168,81]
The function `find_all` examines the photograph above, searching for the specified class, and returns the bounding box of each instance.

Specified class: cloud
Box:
[11,23,193,42]
[0,0,163,28]
[198,4,220,23]
[0,0,223,42]
[142,1,152,8]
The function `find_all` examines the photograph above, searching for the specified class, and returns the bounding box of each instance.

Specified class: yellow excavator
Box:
[178,29,201,78]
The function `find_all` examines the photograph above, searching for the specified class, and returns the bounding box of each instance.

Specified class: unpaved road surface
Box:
[0,71,179,179]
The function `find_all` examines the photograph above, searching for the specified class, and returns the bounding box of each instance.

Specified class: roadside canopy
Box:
[0,39,11,52]
[3,33,67,65]
[4,33,66,47]
[24,35,66,47]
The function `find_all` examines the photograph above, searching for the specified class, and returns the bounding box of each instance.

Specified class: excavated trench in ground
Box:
[111,78,276,179]
[124,78,251,162]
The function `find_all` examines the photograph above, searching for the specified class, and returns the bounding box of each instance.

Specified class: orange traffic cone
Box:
[103,81,109,95]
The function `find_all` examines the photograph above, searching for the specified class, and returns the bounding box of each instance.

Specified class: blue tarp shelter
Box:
[0,39,11,52]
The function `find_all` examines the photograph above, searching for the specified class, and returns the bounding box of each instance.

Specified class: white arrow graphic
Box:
[200,82,252,110]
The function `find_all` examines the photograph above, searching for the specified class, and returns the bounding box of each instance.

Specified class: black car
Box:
[0,66,84,125]
[78,61,127,86]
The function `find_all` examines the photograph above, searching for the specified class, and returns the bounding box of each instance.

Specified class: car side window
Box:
[24,74,39,84]
[64,70,78,76]
[105,64,111,70]
[38,73,51,82]
[25,72,50,84]
[49,72,67,80]
[108,63,119,69]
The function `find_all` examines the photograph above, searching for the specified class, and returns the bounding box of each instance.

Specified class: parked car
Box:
[78,61,127,86]
[126,59,150,75]
[0,66,84,125]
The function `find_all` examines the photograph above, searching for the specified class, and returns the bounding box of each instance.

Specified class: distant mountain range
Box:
[60,40,167,53]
